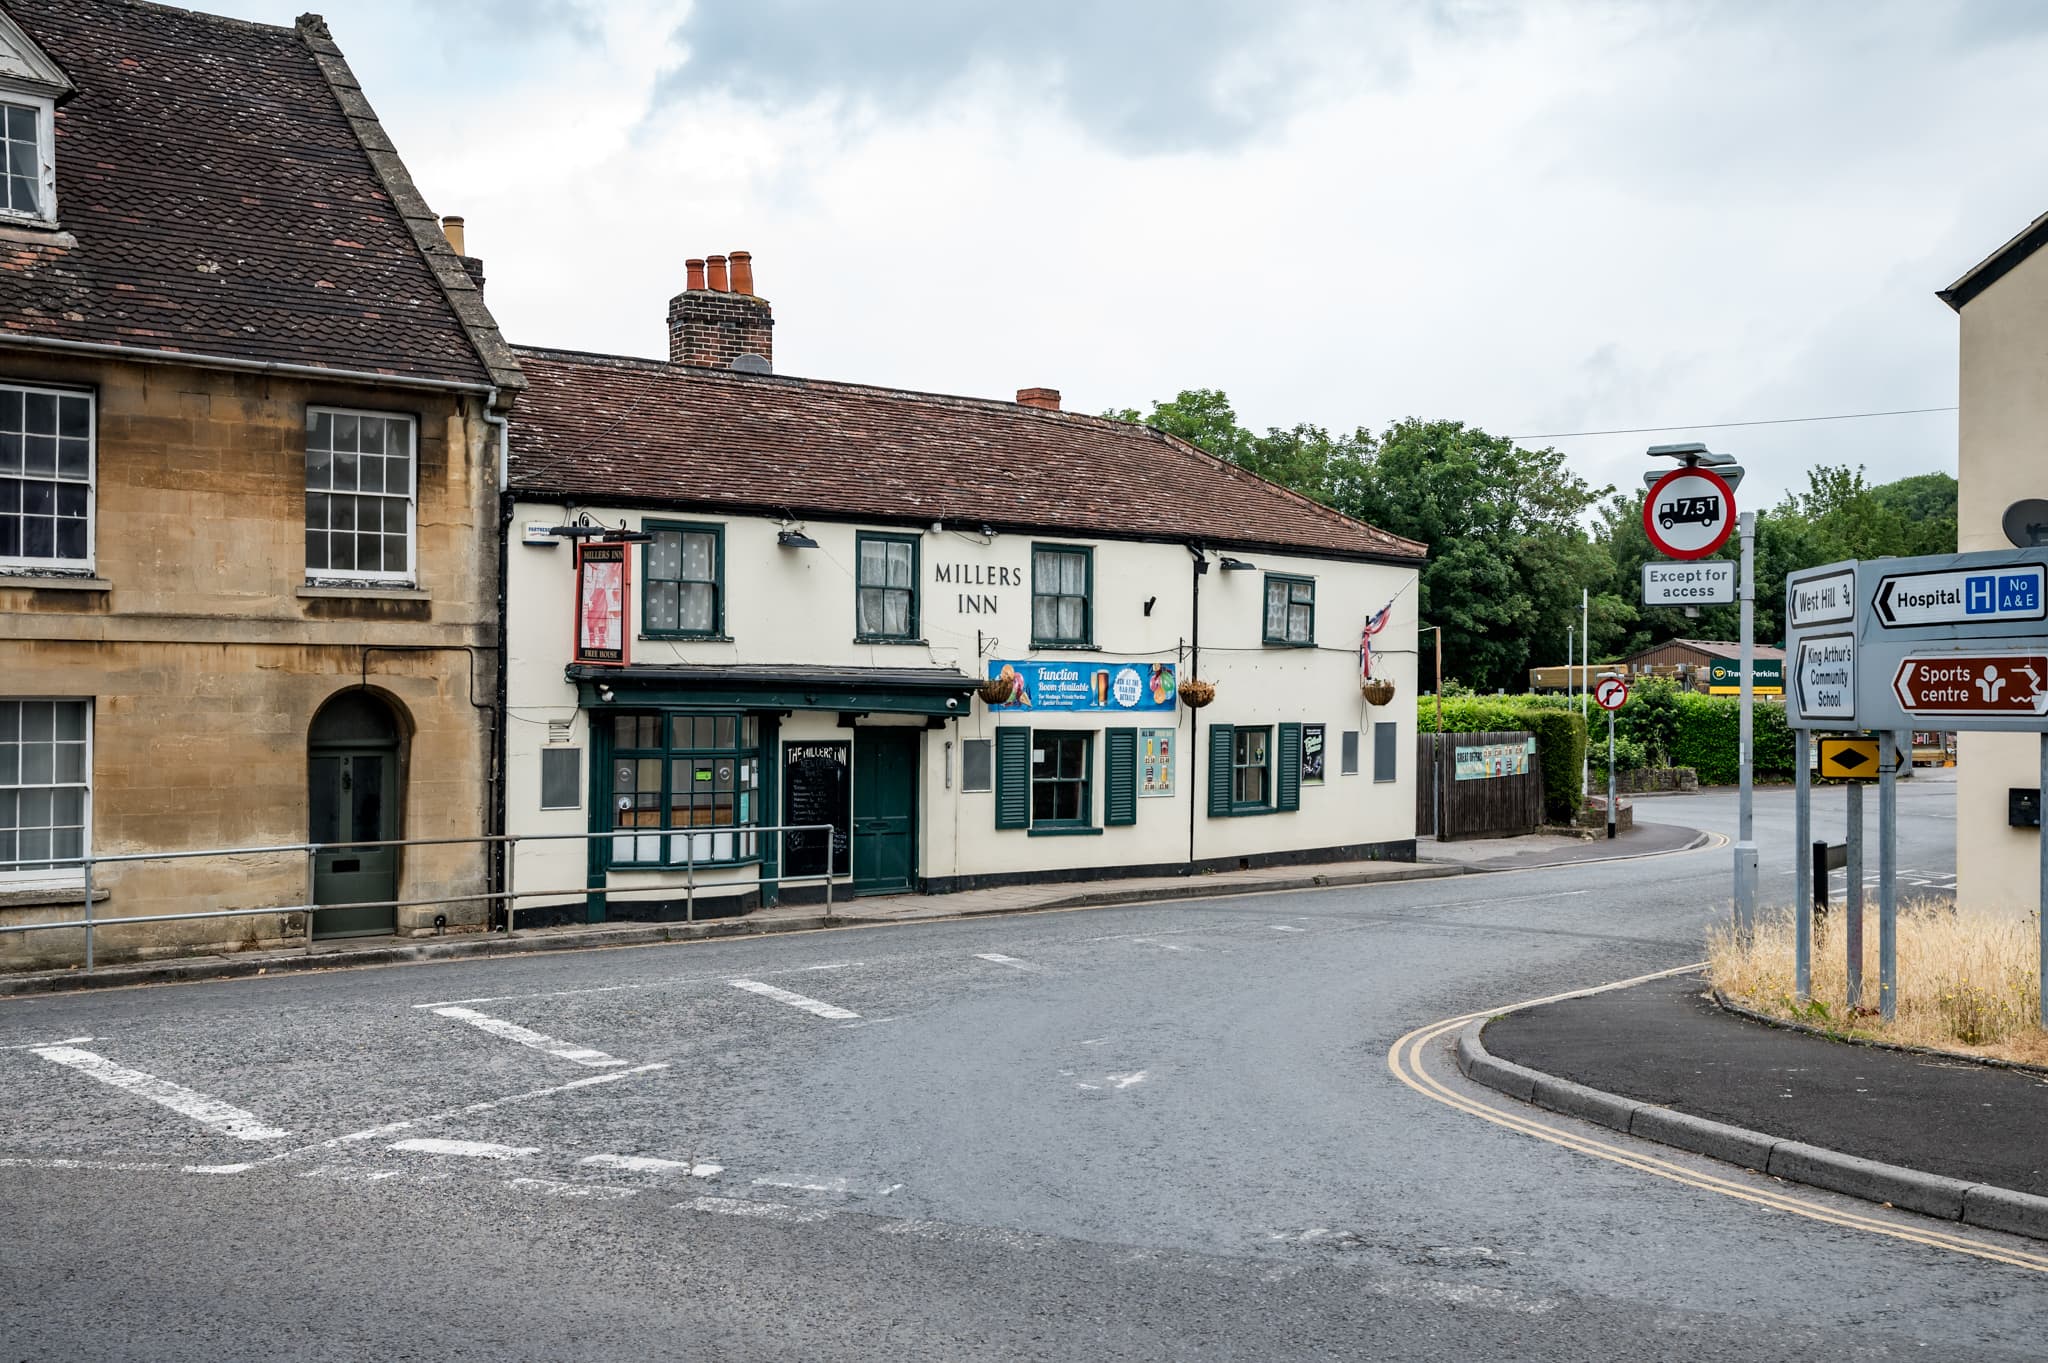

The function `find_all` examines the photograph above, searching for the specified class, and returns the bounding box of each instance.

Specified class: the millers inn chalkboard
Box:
[782,741,851,878]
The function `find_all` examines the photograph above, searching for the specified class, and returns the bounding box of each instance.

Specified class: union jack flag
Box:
[1360,600,1393,682]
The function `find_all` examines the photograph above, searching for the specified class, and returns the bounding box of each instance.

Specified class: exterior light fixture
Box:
[777,529,820,549]
[1219,556,1257,571]
[545,512,607,541]
[596,683,615,702]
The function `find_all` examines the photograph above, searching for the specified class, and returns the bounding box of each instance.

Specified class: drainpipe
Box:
[1187,543,1205,871]
[483,394,512,921]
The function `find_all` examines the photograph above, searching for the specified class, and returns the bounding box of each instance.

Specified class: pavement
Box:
[0,820,1708,997]
[1463,970,2048,1239]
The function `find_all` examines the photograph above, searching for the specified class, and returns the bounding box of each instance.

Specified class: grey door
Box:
[311,749,398,937]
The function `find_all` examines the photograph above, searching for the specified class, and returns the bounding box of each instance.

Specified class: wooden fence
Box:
[1415,730,1546,841]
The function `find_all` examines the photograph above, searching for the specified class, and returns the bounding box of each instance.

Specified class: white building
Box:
[1942,209,2048,912]
[499,255,1425,919]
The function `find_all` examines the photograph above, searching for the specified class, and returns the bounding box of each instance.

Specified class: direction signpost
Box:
[1784,546,2048,1022]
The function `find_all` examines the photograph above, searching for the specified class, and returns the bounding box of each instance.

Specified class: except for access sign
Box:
[1891,654,2048,718]
[1873,565,2046,629]
[1644,467,1736,560]
[1795,635,1857,722]
[1641,560,1735,606]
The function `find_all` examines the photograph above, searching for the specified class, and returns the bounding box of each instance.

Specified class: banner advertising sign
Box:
[1301,724,1326,784]
[574,542,629,666]
[987,660,1177,712]
[1139,728,1175,796]
[1455,738,1535,781]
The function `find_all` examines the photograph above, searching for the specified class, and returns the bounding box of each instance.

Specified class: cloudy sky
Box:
[236,1,2047,509]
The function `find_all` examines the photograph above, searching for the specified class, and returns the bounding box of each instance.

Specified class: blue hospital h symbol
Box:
[1967,575,1995,614]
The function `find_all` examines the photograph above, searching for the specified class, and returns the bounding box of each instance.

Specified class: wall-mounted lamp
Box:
[980,523,996,538]
[777,529,820,549]
[596,683,615,703]
[1219,556,1257,572]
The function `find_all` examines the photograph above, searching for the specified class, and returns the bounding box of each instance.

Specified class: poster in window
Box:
[782,741,851,877]
[1301,724,1326,784]
[574,542,630,665]
[1138,727,1175,796]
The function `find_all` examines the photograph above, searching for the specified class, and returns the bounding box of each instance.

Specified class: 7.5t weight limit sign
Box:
[1644,467,1736,560]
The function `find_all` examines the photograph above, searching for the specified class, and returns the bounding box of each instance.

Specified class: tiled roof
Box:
[0,0,519,390]
[508,347,1427,563]
[1638,638,1789,662]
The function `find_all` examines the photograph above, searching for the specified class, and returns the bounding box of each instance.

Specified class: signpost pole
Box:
[1606,704,1617,840]
[1581,589,1590,800]
[1878,731,1899,1022]
[1793,729,1811,1000]
[2039,733,2048,1028]
[1735,511,1758,940]
[1846,779,1865,1009]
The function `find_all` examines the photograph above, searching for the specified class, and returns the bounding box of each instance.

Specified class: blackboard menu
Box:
[782,741,850,877]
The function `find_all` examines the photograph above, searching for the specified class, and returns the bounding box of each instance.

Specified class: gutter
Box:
[0,333,497,395]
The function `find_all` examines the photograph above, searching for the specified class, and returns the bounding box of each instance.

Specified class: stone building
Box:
[0,2,520,965]
[500,254,1425,920]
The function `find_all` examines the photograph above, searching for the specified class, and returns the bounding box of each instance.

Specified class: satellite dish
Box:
[2003,499,2048,549]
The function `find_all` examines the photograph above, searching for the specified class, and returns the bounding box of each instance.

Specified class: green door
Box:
[310,749,399,937]
[852,729,918,896]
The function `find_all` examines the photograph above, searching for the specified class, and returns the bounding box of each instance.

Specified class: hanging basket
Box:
[977,675,1016,705]
[1361,676,1396,706]
[1180,678,1217,709]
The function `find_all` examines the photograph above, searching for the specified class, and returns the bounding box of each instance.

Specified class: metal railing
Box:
[0,822,839,971]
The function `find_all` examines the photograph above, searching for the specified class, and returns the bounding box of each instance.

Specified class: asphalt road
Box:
[7,773,2033,1362]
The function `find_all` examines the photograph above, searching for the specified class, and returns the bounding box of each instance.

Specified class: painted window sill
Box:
[853,636,929,646]
[0,573,110,592]
[1027,825,1103,837]
[607,857,765,872]
[1262,640,1316,649]
[1219,805,1282,818]
[638,634,734,643]
[299,584,428,600]
[0,885,108,909]
[1028,642,1100,652]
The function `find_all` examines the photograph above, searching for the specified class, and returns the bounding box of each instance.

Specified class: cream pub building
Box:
[501,255,1425,918]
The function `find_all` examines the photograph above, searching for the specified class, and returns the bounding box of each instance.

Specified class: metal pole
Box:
[1581,589,1590,799]
[1567,626,1574,710]
[305,844,318,953]
[1793,729,1811,1000]
[504,835,519,937]
[1847,779,1865,1010]
[825,825,836,921]
[1606,704,1617,840]
[1434,626,1443,735]
[1734,511,1758,939]
[80,855,94,970]
[2039,733,2048,1028]
[686,828,696,923]
[1878,731,1899,1022]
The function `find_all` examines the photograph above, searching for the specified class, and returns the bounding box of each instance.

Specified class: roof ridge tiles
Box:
[90,0,297,36]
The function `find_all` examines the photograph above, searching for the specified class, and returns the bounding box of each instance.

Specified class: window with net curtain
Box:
[0,102,47,219]
[645,525,721,636]
[857,533,918,639]
[609,713,761,866]
[1032,545,1091,645]
[1264,575,1314,645]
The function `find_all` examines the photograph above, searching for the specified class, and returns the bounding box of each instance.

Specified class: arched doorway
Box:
[309,690,404,938]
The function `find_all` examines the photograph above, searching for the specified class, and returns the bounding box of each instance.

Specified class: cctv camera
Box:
[946,697,959,709]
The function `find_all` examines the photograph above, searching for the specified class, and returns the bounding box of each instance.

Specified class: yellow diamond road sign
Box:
[1818,736,1880,780]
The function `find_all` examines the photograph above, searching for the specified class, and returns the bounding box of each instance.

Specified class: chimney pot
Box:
[1016,387,1062,411]
[440,215,466,256]
[706,254,729,292]
[729,250,755,295]
[685,258,706,291]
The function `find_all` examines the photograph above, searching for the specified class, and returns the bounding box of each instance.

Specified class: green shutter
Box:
[1207,723,1235,817]
[1104,728,1137,826]
[995,728,1031,830]
[1277,722,1302,812]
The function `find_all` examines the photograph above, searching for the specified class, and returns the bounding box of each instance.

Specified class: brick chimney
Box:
[668,249,774,371]
[441,215,486,294]
[1016,387,1061,411]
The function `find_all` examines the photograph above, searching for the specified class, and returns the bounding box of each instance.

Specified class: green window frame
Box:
[1031,543,1093,647]
[1029,730,1093,830]
[643,521,724,638]
[1232,726,1272,810]
[855,532,920,641]
[1263,573,1315,646]
[607,711,762,867]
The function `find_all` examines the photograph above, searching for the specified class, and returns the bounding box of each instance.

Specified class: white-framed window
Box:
[305,408,417,585]
[0,95,55,223]
[0,698,90,884]
[0,381,94,572]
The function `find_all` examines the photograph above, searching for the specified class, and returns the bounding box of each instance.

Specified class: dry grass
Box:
[1707,901,2048,1066]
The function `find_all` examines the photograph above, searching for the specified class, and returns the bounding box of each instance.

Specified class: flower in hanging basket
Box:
[1180,678,1217,708]
[978,673,1016,705]
[1361,676,1396,706]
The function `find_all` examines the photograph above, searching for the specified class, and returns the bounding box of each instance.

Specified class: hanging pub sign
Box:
[575,542,630,666]
[986,660,1177,712]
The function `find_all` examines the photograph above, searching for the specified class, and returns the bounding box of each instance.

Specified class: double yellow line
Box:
[1387,966,2048,1274]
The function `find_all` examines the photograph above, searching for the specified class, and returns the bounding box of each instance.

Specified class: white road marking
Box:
[509,1177,638,1200]
[975,953,1035,971]
[728,979,860,1019]
[429,1006,629,1068]
[29,1046,288,1141]
[185,1163,253,1175]
[1268,925,1306,933]
[684,1195,835,1223]
[297,1166,406,1183]
[414,962,868,1010]
[1106,1071,1148,1090]
[256,1062,670,1168]
[389,1138,537,1160]
[579,1153,722,1178]
[0,1035,94,1050]
[0,1156,173,1173]
[1131,938,1195,952]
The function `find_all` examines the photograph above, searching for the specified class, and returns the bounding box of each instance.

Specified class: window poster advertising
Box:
[987,660,1176,712]
[1139,728,1175,797]
[574,542,629,665]
[1301,724,1326,784]
[1454,737,1537,781]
